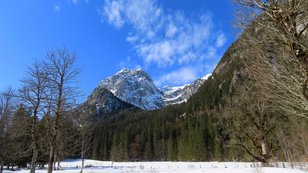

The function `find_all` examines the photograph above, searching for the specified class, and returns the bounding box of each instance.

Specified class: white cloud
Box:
[178,52,197,64]
[72,0,78,5]
[102,0,227,86]
[125,0,162,33]
[155,67,198,86]
[206,47,217,59]
[165,23,177,38]
[103,0,125,28]
[72,0,90,4]
[103,0,162,32]
[102,0,222,66]
[119,56,141,70]
[138,41,175,67]
[215,33,226,48]
[54,5,60,12]
[126,36,138,43]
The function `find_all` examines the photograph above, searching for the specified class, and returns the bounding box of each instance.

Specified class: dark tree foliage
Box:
[91,101,230,161]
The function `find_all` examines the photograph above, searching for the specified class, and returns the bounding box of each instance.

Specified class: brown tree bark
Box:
[44,48,80,173]
[0,161,3,173]
[18,61,46,173]
[47,144,54,173]
[234,0,308,117]
[30,145,38,173]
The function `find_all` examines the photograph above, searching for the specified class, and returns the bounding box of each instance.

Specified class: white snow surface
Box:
[4,159,307,173]
[162,73,211,105]
[97,68,212,109]
[202,73,212,80]
[99,68,165,110]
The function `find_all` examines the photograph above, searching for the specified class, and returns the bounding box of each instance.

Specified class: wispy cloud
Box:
[54,5,60,12]
[72,0,79,5]
[103,0,125,28]
[71,0,90,4]
[216,33,226,48]
[118,56,141,70]
[155,67,198,86]
[101,0,227,86]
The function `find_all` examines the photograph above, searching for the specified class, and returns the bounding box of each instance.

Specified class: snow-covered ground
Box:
[3,159,308,173]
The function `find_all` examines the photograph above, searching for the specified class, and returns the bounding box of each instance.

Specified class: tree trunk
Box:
[53,161,56,171]
[80,137,85,173]
[53,153,57,170]
[80,157,84,173]
[0,161,3,173]
[301,135,308,154]
[48,145,54,173]
[57,161,60,171]
[261,141,270,166]
[30,146,38,173]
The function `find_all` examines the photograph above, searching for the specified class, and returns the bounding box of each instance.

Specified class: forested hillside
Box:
[90,0,308,163]
[0,1,307,172]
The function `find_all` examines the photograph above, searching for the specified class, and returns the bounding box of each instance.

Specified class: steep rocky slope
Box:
[162,74,211,105]
[99,68,165,110]
[81,87,137,115]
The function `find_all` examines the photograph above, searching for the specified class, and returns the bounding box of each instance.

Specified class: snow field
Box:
[3,159,308,173]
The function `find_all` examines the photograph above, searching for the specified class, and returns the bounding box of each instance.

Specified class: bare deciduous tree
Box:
[224,86,279,165]
[43,48,80,173]
[0,88,15,173]
[74,108,93,173]
[18,61,47,173]
[222,6,308,164]
[233,0,308,116]
[236,21,308,117]
[9,105,32,169]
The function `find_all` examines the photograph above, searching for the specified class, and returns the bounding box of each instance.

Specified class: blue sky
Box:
[0,0,235,100]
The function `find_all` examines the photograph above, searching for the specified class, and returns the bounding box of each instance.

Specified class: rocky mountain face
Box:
[85,68,209,112]
[99,68,211,110]
[99,68,165,110]
[162,74,211,105]
[82,87,136,115]
[91,5,308,161]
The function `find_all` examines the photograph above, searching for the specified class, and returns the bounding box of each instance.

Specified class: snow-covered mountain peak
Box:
[99,68,164,110]
[116,68,131,74]
[162,85,186,94]
[95,68,211,110]
[202,73,212,80]
[162,73,211,105]
[112,68,153,82]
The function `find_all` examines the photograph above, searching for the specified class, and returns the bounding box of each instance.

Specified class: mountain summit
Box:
[99,68,165,110]
[162,73,211,105]
[92,68,210,110]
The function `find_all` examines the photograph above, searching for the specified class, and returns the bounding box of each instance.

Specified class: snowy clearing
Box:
[3,159,308,173]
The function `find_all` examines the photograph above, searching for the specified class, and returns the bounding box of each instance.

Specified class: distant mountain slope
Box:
[81,87,137,116]
[90,5,308,162]
[99,68,165,110]
[162,74,211,105]
[97,68,210,109]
